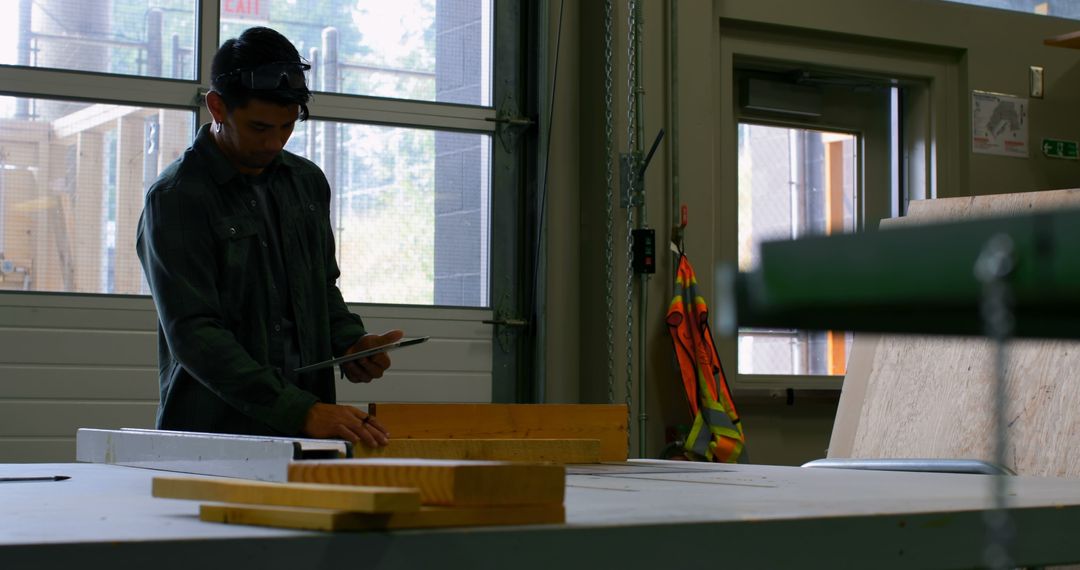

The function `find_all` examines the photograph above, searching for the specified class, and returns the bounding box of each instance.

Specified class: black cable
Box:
[638,128,665,179]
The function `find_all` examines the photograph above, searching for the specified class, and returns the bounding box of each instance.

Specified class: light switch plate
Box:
[1030,65,1045,99]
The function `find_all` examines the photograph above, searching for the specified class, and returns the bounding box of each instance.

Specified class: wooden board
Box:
[351,438,600,464]
[200,502,566,531]
[1045,30,1080,49]
[152,476,420,513]
[369,403,628,461]
[831,189,1080,478]
[288,459,565,506]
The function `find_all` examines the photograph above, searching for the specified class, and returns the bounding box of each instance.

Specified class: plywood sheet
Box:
[152,476,420,513]
[832,189,1080,478]
[199,502,566,531]
[904,188,1080,221]
[288,459,565,506]
[351,438,600,464]
[826,334,881,458]
[369,403,628,461]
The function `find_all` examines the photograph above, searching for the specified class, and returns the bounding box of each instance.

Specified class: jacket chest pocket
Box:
[214,216,263,308]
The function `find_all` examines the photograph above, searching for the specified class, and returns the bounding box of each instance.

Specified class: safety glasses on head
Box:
[215,61,311,90]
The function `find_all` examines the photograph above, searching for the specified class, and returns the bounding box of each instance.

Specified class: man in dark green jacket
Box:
[137,27,399,448]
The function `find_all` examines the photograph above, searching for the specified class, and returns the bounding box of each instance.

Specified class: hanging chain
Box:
[974,234,1016,570]
[624,0,639,452]
[602,0,617,406]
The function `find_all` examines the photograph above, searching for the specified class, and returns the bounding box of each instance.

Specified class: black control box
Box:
[632,228,656,274]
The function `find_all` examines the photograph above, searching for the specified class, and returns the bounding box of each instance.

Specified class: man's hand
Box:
[340,329,404,384]
[302,402,389,448]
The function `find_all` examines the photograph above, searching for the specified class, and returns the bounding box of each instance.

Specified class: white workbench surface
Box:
[3,460,1080,569]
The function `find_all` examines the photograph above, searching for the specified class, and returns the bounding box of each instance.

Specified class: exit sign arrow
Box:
[1042,138,1079,160]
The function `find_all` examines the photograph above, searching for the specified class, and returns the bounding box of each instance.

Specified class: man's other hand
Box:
[340,329,405,384]
[302,402,389,447]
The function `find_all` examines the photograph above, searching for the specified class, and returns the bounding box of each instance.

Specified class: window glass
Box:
[1,0,198,79]
[940,0,1080,19]
[221,0,493,105]
[737,124,855,376]
[286,120,491,307]
[0,95,193,294]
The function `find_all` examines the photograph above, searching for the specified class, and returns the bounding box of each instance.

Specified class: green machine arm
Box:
[721,208,1080,338]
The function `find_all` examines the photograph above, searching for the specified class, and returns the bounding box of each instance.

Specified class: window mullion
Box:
[306,93,495,133]
[0,67,199,110]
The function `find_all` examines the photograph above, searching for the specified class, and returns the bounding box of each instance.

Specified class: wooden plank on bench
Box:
[369,403,628,461]
[152,476,420,513]
[200,502,566,531]
[288,459,565,506]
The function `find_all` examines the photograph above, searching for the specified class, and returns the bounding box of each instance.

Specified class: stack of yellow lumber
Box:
[153,458,566,531]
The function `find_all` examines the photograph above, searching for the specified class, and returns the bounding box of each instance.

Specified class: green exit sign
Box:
[1042,138,1079,160]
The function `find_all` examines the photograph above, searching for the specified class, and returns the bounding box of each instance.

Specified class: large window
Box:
[0,0,496,308]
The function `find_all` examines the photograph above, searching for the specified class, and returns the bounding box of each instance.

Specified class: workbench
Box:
[4,460,1080,569]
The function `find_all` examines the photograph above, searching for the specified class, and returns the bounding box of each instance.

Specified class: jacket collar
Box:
[193,122,297,185]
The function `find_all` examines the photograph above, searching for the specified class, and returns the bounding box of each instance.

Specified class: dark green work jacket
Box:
[136,123,367,436]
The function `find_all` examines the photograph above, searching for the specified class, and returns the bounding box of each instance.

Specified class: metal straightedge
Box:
[76,428,353,482]
[802,458,1016,477]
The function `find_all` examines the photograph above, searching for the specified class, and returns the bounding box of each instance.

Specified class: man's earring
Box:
[214,122,222,134]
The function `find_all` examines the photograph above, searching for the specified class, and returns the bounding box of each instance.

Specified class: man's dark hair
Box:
[211,27,311,120]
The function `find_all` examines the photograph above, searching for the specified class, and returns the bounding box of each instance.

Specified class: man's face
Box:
[218,98,299,174]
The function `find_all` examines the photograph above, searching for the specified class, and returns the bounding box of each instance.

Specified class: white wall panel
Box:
[0,367,158,399]
[0,401,158,437]
[0,330,158,366]
[0,440,77,464]
[0,294,493,462]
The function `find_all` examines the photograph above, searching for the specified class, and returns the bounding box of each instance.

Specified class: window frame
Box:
[717,25,962,393]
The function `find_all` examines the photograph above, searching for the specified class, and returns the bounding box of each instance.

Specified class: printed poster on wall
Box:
[972,90,1028,157]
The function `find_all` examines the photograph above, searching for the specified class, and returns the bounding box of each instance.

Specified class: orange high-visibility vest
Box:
[666,253,747,463]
